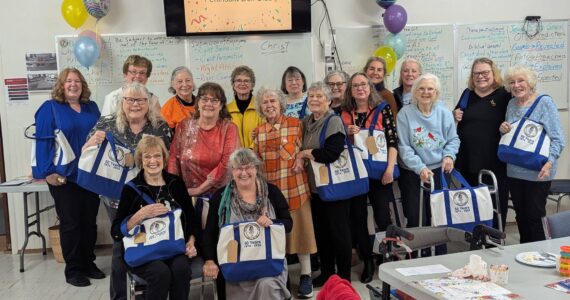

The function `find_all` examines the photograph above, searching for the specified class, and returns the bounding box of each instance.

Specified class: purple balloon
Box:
[383,4,407,34]
[376,0,396,9]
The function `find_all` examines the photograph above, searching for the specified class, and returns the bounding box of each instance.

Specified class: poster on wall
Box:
[4,78,29,102]
[25,53,58,92]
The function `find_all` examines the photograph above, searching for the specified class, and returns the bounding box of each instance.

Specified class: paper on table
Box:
[417,277,520,299]
[395,264,452,276]
[0,178,32,186]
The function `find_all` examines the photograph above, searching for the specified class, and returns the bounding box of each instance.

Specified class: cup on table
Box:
[489,264,509,285]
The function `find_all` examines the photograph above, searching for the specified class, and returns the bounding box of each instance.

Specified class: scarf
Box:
[217,178,276,226]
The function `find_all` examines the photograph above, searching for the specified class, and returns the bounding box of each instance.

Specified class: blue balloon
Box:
[376,0,396,9]
[384,33,407,58]
[74,36,100,69]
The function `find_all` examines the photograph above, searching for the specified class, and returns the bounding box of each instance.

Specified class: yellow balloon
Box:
[373,46,398,74]
[61,0,88,29]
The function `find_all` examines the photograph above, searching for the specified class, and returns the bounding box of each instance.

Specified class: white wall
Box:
[0,0,568,252]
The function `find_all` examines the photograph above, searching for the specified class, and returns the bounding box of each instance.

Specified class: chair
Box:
[542,209,570,239]
[548,179,570,213]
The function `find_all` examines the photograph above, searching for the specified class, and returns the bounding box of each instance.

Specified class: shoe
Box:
[312,273,331,288]
[297,274,313,299]
[360,259,374,283]
[66,274,91,287]
[84,264,106,279]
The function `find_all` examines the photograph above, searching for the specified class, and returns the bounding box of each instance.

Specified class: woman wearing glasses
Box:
[168,82,241,197]
[324,70,350,115]
[83,82,171,299]
[453,58,511,230]
[226,65,263,148]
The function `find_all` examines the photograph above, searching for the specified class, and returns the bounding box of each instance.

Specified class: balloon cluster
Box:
[60,0,110,68]
[374,0,408,73]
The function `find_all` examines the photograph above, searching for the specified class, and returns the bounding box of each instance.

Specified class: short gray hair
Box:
[255,87,287,119]
[307,81,332,103]
[116,82,163,133]
[168,66,193,94]
[410,73,441,105]
[503,65,538,93]
[228,148,266,180]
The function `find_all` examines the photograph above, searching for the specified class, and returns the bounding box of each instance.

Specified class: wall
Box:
[0,0,569,252]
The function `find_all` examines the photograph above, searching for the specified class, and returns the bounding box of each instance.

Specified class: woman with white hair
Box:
[499,65,565,243]
[397,73,460,255]
[83,81,171,299]
[161,66,197,130]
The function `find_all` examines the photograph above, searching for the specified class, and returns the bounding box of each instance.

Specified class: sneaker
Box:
[298,275,313,298]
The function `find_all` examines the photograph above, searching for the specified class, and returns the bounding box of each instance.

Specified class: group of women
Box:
[33,55,565,300]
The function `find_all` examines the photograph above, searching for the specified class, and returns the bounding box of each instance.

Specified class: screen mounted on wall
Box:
[163,0,311,36]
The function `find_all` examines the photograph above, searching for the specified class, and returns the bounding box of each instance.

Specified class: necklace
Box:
[155,185,163,203]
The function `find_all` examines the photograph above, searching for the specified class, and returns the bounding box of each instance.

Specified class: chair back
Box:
[542,210,570,239]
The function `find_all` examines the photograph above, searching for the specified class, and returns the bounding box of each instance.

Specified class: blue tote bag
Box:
[217,221,285,282]
[353,102,400,180]
[309,115,369,201]
[77,132,138,199]
[121,182,186,268]
[497,95,550,171]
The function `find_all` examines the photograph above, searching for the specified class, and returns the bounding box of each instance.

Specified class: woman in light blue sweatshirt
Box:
[397,73,460,255]
[499,66,565,243]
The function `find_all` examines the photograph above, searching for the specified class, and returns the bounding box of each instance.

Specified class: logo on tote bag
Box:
[244,223,261,240]
[108,147,125,163]
[333,153,348,169]
[452,191,469,207]
[523,124,539,138]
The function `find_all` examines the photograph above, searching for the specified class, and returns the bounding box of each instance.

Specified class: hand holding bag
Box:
[497,95,551,171]
[77,132,139,199]
[121,182,185,268]
[353,102,400,180]
[217,221,286,282]
[310,115,369,201]
[28,101,76,178]
[430,169,494,232]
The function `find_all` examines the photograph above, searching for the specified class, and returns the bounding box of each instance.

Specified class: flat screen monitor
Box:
[163,0,311,36]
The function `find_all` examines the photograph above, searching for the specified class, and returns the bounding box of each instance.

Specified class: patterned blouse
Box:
[253,115,310,210]
[167,118,241,194]
[340,103,399,148]
[87,115,172,150]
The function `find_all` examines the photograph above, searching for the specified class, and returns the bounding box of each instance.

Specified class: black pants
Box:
[49,181,100,279]
[508,177,550,243]
[102,196,127,300]
[350,180,394,259]
[311,193,352,281]
[462,168,509,231]
[131,254,191,300]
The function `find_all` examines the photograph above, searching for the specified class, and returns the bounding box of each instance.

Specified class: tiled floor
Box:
[0,222,522,300]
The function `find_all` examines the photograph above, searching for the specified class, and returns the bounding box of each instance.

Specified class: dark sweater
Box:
[111,170,198,243]
[201,183,292,261]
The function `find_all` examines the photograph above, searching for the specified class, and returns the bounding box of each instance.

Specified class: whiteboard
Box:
[334,24,456,108]
[457,20,568,109]
[56,33,186,108]
[187,33,314,99]
[56,33,314,107]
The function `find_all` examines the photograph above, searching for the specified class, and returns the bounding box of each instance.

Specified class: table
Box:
[378,237,570,299]
[0,179,51,272]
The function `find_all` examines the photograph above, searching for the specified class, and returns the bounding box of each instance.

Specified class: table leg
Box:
[20,192,30,272]
[382,281,391,300]
[35,192,47,255]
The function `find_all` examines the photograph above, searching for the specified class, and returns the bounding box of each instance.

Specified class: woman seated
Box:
[201,148,293,300]
[111,135,198,300]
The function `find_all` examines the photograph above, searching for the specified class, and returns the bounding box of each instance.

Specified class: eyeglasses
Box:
[232,164,256,173]
[199,96,221,104]
[123,97,148,105]
[351,82,369,90]
[472,70,491,77]
[327,82,346,88]
[127,70,148,77]
[142,153,163,161]
[234,79,251,84]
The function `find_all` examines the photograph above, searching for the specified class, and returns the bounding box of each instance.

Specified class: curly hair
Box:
[51,68,91,103]
[230,65,256,88]
[503,65,538,94]
[115,82,164,134]
[255,87,287,119]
